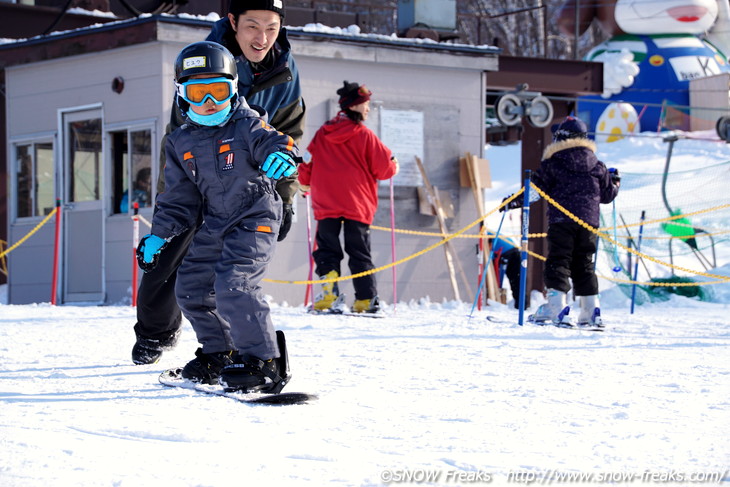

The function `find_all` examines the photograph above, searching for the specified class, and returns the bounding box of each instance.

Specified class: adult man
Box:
[132,0,305,364]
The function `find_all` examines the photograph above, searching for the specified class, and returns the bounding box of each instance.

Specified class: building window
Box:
[68,118,102,203]
[14,141,54,219]
[111,128,153,214]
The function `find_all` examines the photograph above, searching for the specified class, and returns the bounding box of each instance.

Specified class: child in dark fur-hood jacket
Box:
[501,116,620,328]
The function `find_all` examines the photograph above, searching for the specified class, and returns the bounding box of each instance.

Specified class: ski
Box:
[158,368,318,405]
[307,308,386,319]
[486,315,604,332]
[306,294,386,318]
[532,320,605,332]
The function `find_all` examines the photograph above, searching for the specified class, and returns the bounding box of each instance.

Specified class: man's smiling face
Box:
[228,10,281,63]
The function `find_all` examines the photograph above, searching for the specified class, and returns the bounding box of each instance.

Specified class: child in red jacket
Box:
[298,81,398,314]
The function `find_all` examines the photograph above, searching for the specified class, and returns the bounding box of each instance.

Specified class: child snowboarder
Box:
[501,116,620,327]
[137,41,299,392]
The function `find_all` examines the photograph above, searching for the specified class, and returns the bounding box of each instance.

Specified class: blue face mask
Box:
[186,104,232,126]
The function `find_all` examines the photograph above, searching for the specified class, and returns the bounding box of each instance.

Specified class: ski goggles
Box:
[177,77,236,106]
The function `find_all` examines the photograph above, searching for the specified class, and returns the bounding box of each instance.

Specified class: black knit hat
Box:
[337,81,372,110]
[551,116,588,142]
[228,0,285,18]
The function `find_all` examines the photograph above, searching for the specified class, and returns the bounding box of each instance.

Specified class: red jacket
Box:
[299,113,396,224]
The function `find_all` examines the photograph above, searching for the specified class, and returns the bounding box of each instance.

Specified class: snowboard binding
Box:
[220,330,292,394]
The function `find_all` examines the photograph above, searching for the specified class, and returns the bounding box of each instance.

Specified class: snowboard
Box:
[158,368,318,405]
[486,315,605,332]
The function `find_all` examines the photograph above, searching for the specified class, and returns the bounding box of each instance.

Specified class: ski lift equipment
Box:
[495,84,554,128]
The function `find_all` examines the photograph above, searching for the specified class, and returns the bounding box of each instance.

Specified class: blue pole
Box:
[469,209,507,318]
[518,170,531,326]
[630,210,646,314]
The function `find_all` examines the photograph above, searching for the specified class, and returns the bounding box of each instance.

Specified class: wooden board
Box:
[414,157,472,301]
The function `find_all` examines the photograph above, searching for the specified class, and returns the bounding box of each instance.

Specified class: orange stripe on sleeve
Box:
[219,144,231,153]
[183,151,194,160]
[256,225,273,233]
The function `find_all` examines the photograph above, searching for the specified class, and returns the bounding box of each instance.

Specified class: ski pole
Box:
[389,177,397,313]
[469,207,506,319]
[518,171,531,326]
[620,213,652,279]
[303,192,314,307]
[611,200,621,272]
[630,210,646,314]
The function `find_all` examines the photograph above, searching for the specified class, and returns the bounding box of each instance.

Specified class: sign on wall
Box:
[379,109,424,186]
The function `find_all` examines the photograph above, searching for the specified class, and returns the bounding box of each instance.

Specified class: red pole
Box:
[303,192,314,307]
[51,199,62,305]
[132,202,140,306]
[389,178,397,313]
[476,225,485,310]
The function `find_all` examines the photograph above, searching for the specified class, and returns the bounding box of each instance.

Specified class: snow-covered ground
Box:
[1,288,729,486]
[1,131,729,486]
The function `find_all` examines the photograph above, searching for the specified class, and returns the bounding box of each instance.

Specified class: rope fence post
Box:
[51,199,62,305]
[631,210,646,314]
[518,171,531,326]
[303,192,314,307]
[389,177,397,313]
[132,202,140,307]
[470,209,506,319]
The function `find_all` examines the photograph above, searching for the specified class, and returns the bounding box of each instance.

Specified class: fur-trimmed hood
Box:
[530,136,617,228]
[542,137,597,161]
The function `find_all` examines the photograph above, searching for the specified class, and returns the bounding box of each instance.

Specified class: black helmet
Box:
[174,41,237,83]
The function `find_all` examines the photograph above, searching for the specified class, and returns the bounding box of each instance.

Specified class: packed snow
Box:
[1,131,729,486]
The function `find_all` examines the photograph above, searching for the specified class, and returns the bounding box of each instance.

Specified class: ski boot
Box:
[577,295,604,330]
[132,328,181,365]
[180,348,235,385]
[313,270,341,312]
[220,330,291,394]
[528,289,572,326]
[352,296,381,314]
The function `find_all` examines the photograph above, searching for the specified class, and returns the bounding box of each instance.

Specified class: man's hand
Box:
[278,204,294,242]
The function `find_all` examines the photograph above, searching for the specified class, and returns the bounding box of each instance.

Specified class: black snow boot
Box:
[220,331,290,393]
[181,348,235,385]
[131,328,181,365]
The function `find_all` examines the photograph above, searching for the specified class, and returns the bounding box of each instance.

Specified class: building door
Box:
[60,106,105,303]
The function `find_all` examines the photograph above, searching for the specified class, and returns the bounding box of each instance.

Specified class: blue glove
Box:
[136,234,168,272]
[608,167,621,184]
[261,151,297,180]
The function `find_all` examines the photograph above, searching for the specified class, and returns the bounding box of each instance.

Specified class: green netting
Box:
[645,276,712,301]
[597,158,729,303]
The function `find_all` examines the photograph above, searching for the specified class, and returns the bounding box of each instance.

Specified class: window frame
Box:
[10,133,56,222]
[105,119,157,217]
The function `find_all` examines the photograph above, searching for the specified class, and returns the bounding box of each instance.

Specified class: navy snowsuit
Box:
[151,99,298,358]
[527,138,619,295]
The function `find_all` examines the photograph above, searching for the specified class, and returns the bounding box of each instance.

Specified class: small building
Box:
[2,15,500,305]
